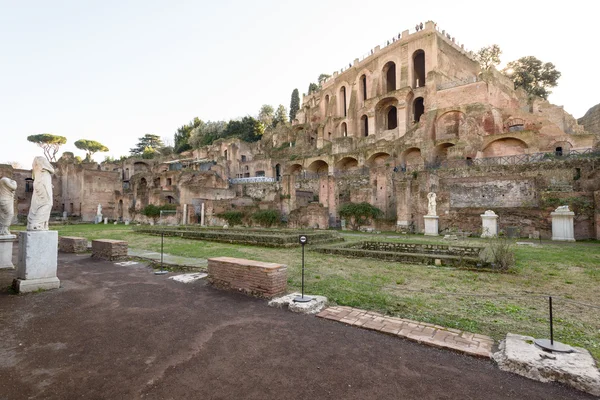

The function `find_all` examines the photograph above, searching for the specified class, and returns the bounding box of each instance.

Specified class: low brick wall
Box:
[207,257,287,298]
[59,236,88,253]
[91,239,128,261]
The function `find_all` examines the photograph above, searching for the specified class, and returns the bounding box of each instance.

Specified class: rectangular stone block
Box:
[207,256,287,299]
[59,236,88,253]
[15,230,60,293]
[91,239,128,261]
[0,234,16,269]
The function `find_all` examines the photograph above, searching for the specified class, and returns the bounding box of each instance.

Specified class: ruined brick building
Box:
[3,21,600,239]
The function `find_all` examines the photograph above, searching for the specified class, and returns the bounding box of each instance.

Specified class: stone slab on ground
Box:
[493,333,600,396]
[59,236,88,253]
[91,239,128,261]
[317,305,493,358]
[169,273,207,283]
[268,292,327,314]
[127,248,208,269]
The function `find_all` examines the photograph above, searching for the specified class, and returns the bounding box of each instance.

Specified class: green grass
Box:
[20,223,600,360]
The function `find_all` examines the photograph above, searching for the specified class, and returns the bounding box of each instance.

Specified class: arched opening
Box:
[552,141,572,156]
[360,75,367,101]
[324,95,330,116]
[275,164,281,180]
[361,115,369,137]
[328,131,332,141]
[307,160,329,175]
[133,162,149,174]
[383,62,396,93]
[118,200,123,220]
[413,97,424,123]
[124,168,130,180]
[341,122,348,137]
[339,87,347,117]
[555,147,563,157]
[335,157,359,171]
[482,138,528,157]
[401,148,423,168]
[413,50,425,88]
[166,195,176,204]
[289,163,303,175]
[387,106,398,129]
[367,152,391,167]
[433,143,455,165]
[435,111,465,140]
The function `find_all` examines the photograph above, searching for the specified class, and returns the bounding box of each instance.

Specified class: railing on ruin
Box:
[436,76,478,91]
[228,177,277,184]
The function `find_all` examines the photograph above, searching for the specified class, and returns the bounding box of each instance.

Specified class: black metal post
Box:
[294,235,311,303]
[155,232,168,275]
[549,296,554,345]
[301,243,305,298]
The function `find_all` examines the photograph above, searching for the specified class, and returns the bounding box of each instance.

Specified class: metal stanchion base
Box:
[534,339,574,353]
[293,295,313,303]
[154,270,168,275]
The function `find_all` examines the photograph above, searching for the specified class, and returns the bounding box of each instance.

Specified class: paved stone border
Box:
[317,306,493,358]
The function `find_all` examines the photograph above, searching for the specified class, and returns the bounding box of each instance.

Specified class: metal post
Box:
[534,295,573,353]
[294,235,311,303]
[154,232,168,275]
[549,296,554,345]
[301,243,305,298]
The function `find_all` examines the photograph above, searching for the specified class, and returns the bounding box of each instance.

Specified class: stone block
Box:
[207,256,287,299]
[0,234,16,269]
[59,236,88,253]
[91,239,128,261]
[551,207,575,242]
[15,230,60,293]
[424,215,439,236]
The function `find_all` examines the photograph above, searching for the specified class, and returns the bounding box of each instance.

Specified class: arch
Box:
[133,161,150,174]
[413,97,424,123]
[335,157,359,171]
[550,140,572,156]
[375,97,399,133]
[360,74,368,101]
[275,163,281,180]
[433,143,455,163]
[436,111,464,139]
[383,61,396,93]
[366,152,391,167]
[307,160,329,174]
[288,163,303,175]
[400,147,423,167]
[413,50,425,88]
[166,195,177,204]
[124,168,130,180]
[341,122,348,137]
[361,115,369,137]
[387,106,398,129]
[482,138,528,157]
[339,86,347,117]
[324,94,330,116]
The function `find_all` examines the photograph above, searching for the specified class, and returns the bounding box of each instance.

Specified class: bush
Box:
[217,211,244,227]
[142,204,177,223]
[481,236,516,271]
[252,210,280,228]
[338,202,383,231]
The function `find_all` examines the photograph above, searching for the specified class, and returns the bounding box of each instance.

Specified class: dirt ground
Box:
[0,249,595,400]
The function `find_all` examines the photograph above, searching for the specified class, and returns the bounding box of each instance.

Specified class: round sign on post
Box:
[294,235,312,303]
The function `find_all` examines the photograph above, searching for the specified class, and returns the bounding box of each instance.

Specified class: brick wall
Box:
[207,256,287,298]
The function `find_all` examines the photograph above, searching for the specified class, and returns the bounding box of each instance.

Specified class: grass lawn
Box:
[13,224,600,360]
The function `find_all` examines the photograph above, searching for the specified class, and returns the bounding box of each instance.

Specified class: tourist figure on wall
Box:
[27,156,55,231]
[0,177,17,235]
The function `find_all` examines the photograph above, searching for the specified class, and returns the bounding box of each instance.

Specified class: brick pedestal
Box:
[207,256,287,298]
[59,236,88,253]
[91,239,128,261]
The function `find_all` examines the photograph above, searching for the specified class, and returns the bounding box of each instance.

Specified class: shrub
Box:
[252,209,280,228]
[217,211,244,227]
[142,204,178,224]
[338,202,383,231]
[481,236,516,271]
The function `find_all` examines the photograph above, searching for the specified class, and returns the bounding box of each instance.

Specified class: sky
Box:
[1,0,599,167]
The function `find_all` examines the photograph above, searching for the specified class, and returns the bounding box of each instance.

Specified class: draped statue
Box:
[27,157,55,231]
[427,192,437,216]
[0,177,17,235]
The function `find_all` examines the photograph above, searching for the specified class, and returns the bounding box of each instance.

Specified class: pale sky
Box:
[1,0,598,167]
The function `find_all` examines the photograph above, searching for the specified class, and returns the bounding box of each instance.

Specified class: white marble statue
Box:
[97,203,102,216]
[555,205,570,212]
[427,192,437,216]
[27,156,55,231]
[0,177,17,235]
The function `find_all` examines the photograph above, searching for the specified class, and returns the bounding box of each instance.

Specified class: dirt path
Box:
[0,252,594,399]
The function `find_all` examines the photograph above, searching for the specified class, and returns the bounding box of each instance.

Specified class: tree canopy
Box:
[503,56,561,100]
[27,134,67,162]
[318,73,331,85]
[174,117,202,154]
[338,202,383,231]
[130,134,164,156]
[272,104,288,128]
[258,104,274,127]
[188,120,227,148]
[307,82,319,95]
[74,139,109,162]
[289,89,300,122]
[475,44,502,70]
[223,116,264,143]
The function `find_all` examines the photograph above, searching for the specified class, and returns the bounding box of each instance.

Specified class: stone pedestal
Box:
[91,239,128,261]
[59,236,88,253]
[15,231,60,293]
[481,210,498,238]
[0,234,16,269]
[424,215,439,236]
[551,208,575,242]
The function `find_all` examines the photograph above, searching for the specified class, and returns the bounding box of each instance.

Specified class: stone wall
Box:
[578,103,600,136]
[207,256,287,298]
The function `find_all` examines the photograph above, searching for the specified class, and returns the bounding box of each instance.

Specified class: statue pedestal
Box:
[551,210,575,242]
[424,215,439,236]
[15,231,60,293]
[0,234,16,269]
[481,212,499,238]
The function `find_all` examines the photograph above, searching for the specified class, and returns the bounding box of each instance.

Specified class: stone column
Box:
[182,204,188,225]
[480,210,498,238]
[200,203,205,226]
[0,234,16,269]
[551,206,575,242]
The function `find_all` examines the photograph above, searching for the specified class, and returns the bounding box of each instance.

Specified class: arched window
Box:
[361,115,369,137]
[324,95,330,116]
[555,147,563,157]
[387,106,398,129]
[383,62,396,93]
[340,87,347,117]
[413,97,424,122]
[341,122,348,137]
[413,50,425,88]
[360,75,367,101]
